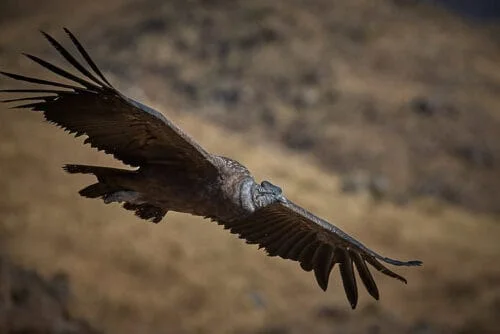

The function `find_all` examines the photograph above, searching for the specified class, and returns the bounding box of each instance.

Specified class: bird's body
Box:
[70,156,257,223]
[0,29,422,309]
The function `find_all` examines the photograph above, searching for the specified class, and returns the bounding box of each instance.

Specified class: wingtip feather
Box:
[62,28,113,87]
[380,257,423,267]
[40,30,54,42]
[408,260,423,266]
[0,70,14,78]
[338,249,358,310]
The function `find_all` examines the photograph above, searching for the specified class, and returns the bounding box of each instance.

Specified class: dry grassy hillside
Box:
[1,1,500,333]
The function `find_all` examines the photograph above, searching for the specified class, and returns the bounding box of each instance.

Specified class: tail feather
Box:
[64,163,134,198]
[65,163,166,223]
[63,164,134,176]
[78,182,117,199]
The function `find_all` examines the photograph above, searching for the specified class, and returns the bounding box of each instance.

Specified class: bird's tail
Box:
[63,164,167,223]
[63,164,135,198]
[63,164,134,177]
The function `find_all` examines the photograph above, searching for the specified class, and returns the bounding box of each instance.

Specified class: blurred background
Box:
[0,0,499,333]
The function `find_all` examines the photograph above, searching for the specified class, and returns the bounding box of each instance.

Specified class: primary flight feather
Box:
[0,29,421,309]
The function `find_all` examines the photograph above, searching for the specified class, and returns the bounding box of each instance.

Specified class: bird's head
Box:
[260,181,282,195]
[252,180,287,208]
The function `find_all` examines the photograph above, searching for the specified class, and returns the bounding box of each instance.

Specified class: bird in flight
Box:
[0,29,421,309]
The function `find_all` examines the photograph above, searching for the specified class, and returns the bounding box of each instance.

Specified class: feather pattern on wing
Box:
[222,200,422,309]
[0,29,217,176]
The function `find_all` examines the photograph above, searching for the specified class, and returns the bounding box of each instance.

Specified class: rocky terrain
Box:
[0,254,100,334]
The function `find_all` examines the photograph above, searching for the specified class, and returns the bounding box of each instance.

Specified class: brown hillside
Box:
[1,0,500,333]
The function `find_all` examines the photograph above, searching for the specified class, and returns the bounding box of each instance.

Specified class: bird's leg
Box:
[103,191,167,223]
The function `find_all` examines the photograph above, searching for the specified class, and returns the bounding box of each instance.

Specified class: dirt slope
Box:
[1,1,500,333]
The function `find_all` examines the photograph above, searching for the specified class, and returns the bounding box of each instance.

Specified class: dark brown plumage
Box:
[0,29,422,309]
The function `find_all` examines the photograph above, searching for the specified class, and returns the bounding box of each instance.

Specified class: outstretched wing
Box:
[224,200,422,309]
[0,29,217,176]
